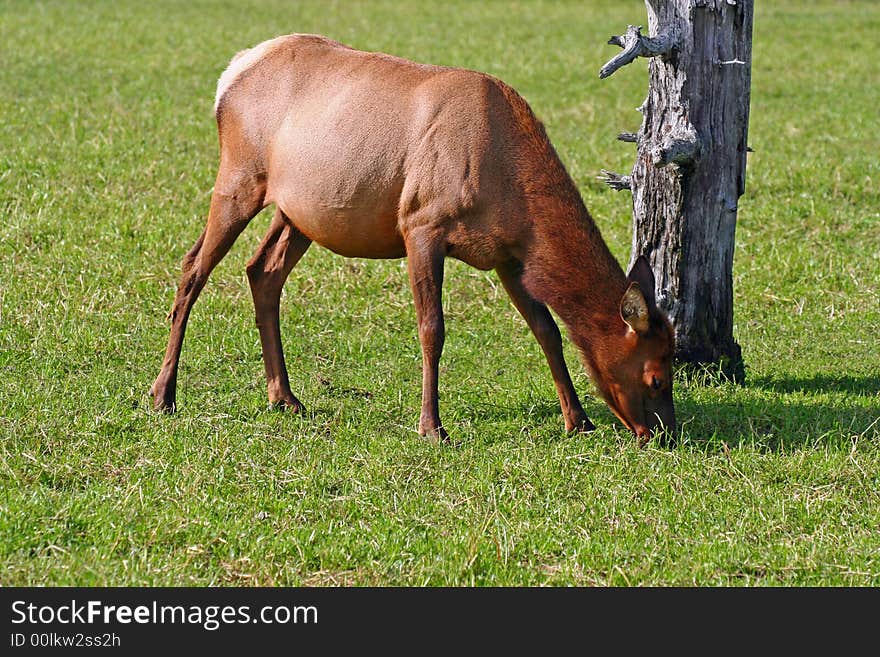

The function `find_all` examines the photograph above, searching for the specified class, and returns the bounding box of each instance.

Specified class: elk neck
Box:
[519,177,630,355]
[488,79,630,352]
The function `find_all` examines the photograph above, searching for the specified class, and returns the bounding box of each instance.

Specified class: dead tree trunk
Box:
[600,0,753,381]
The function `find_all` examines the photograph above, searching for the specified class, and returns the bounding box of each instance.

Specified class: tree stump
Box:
[600,0,754,381]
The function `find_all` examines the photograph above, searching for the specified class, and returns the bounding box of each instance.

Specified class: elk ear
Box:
[627,255,656,308]
[620,282,650,334]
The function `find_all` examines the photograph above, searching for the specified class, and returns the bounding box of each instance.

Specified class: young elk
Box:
[150,34,676,445]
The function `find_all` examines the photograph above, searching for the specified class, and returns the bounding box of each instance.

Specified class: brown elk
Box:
[150,34,676,445]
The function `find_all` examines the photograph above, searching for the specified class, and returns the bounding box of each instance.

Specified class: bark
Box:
[601,0,753,381]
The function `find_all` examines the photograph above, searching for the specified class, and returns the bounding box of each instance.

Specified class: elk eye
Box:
[651,376,662,390]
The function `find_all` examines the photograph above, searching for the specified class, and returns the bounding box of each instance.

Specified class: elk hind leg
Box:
[246,208,311,411]
[150,171,266,411]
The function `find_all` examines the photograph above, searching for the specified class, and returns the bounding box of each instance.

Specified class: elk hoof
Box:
[272,395,305,414]
[567,415,596,433]
[420,423,449,445]
[149,385,176,413]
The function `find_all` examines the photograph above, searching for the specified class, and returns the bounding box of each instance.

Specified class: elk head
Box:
[588,256,677,445]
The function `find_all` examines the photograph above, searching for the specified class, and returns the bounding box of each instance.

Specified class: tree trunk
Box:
[601,0,754,381]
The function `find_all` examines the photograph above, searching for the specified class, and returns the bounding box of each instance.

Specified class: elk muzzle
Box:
[640,388,676,446]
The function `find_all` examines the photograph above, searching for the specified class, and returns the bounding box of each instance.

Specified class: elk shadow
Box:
[458,398,563,428]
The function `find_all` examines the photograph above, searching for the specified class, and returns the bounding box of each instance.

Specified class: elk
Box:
[150,34,676,445]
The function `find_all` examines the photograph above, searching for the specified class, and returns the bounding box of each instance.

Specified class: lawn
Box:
[0,0,878,586]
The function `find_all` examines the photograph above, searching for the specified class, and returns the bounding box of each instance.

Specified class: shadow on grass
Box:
[458,375,880,452]
[747,374,880,397]
[234,373,879,453]
[675,397,879,453]
[465,399,562,423]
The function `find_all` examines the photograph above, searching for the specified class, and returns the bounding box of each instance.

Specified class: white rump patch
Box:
[214,36,288,112]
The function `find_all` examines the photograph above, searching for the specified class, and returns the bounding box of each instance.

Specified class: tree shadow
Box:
[673,388,879,453]
[746,374,880,397]
[459,374,880,452]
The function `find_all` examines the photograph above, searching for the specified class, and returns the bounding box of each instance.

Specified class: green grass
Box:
[1,0,878,586]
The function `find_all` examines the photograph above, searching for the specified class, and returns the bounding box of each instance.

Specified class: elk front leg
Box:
[246,209,311,411]
[497,261,594,433]
[404,228,448,443]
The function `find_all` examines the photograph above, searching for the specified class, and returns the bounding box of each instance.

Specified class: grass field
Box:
[1,0,878,586]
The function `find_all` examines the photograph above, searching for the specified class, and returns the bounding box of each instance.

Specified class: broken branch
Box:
[599,169,632,191]
[599,24,678,79]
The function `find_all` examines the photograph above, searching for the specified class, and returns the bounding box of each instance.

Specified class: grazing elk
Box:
[150,34,676,445]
